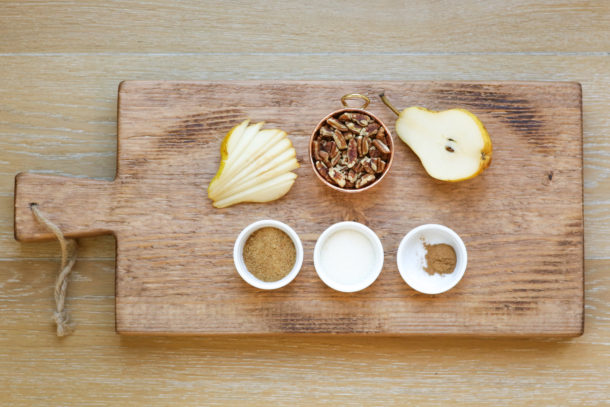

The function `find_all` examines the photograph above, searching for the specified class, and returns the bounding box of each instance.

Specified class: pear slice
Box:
[208,120,299,208]
[215,157,299,200]
[212,172,297,209]
[208,120,249,194]
[224,120,249,155]
[380,93,492,182]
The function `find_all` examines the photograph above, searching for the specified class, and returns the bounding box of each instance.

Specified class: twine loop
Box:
[30,203,78,337]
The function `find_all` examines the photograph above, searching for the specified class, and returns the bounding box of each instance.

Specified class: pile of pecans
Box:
[312,111,392,189]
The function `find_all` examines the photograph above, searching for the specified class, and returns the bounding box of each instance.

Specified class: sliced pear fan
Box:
[208,120,299,208]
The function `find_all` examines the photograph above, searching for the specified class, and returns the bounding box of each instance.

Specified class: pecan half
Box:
[332,130,348,150]
[356,174,376,189]
[338,112,351,122]
[376,127,388,146]
[318,140,328,152]
[366,122,380,136]
[316,161,334,183]
[318,150,330,166]
[353,113,371,126]
[327,117,348,132]
[328,167,346,187]
[346,138,358,168]
[320,126,335,138]
[371,157,387,174]
[339,150,348,165]
[347,169,358,184]
[329,142,339,159]
[370,157,379,173]
[372,139,391,155]
[345,121,362,134]
[315,160,327,173]
[361,157,375,175]
[357,136,369,157]
[330,151,341,167]
[368,146,380,158]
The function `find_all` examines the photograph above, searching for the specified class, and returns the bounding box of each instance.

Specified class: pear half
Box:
[381,94,492,182]
[208,120,299,208]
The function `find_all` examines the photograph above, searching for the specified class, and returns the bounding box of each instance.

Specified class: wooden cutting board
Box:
[14,81,584,336]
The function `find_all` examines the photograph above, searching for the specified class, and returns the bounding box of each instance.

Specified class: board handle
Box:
[14,173,115,242]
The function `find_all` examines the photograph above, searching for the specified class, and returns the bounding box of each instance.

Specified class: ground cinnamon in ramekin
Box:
[423,243,456,275]
[243,227,296,282]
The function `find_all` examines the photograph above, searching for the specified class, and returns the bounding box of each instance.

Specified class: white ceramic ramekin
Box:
[234,219,303,290]
[313,221,384,293]
[396,224,467,295]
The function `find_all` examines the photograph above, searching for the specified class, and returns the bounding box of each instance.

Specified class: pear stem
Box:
[379,92,401,116]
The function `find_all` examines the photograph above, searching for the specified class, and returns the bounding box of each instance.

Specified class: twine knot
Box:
[53,310,72,337]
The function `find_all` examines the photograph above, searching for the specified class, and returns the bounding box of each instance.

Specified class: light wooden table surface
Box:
[1,1,609,405]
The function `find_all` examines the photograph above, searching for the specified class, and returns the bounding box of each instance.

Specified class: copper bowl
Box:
[309,106,394,193]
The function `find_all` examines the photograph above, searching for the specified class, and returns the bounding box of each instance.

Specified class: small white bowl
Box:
[313,221,384,293]
[234,219,303,290]
[396,224,467,295]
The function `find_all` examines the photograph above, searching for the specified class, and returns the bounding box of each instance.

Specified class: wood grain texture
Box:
[1,0,609,53]
[1,0,609,404]
[13,81,584,336]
